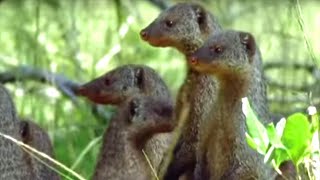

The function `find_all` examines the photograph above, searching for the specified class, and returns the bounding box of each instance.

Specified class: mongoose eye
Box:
[210,45,223,54]
[104,78,111,86]
[165,20,174,28]
[20,121,29,138]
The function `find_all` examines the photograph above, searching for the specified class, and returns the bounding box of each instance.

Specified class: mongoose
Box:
[92,95,174,180]
[19,119,60,180]
[77,64,173,170]
[140,3,271,179]
[0,84,30,179]
[187,30,270,179]
[140,3,222,179]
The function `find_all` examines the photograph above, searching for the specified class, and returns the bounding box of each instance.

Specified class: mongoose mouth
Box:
[85,93,121,105]
[147,37,172,47]
[187,55,221,75]
[77,87,122,105]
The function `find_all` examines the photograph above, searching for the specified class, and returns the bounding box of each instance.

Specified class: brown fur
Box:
[188,30,271,179]
[77,64,173,170]
[141,3,222,179]
[92,96,174,180]
[19,119,60,180]
[141,3,271,179]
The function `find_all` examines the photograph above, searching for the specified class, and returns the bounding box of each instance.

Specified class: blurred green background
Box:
[0,0,319,179]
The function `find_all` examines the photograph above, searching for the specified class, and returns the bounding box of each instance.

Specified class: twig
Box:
[0,64,111,123]
[0,65,80,104]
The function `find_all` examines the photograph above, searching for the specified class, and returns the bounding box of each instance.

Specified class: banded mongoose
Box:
[19,119,60,180]
[140,3,271,179]
[0,85,30,179]
[187,30,271,179]
[92,96,174,180]
[140,3,222,179]
[77,64,173,169]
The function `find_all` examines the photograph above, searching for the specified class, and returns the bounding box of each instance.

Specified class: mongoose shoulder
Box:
[188,30,271,179]
[77,64,173,169]
[0,85,30,179]
[19,119,60,180]
[92,96,174,180]
[141,3,222,179]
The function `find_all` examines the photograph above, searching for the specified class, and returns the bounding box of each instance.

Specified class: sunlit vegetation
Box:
[0,0,319,179]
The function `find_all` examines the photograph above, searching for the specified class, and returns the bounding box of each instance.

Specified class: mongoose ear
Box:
[191,4,207,30]
[135,67,145,90]
[239,32,256,60]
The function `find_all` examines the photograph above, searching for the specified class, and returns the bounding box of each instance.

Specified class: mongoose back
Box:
[77,64,173,169]
[188,30,270,179]
[92,96,174,180]
[141,3,222,179]
[0,85,30,179]
[19,119,60,180]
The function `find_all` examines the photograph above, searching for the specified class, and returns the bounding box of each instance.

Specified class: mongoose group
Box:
[0,85,59,180]
[0,2,296,180]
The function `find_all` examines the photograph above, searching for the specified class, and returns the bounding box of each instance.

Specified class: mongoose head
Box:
[77,65,170,105]
[187,30,256,79]
[123,96,174,148]
[140,3,221,54]
[19,120,54,156]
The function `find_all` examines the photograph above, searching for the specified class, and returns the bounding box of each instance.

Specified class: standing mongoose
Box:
[0,84,30,179]
[187,30,270,179]
[19,119,60,180]
[92,95,174,180]
[77,64,173,170]
[140,3,271,179]
[140,3,222,179]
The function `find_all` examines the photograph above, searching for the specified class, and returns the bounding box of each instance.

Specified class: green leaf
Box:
[264,146,290,167]
[245,132,258,151]
[272,148,291,167]
[281,113,312,164]
[267,123,285,148]
[242,98,269,154]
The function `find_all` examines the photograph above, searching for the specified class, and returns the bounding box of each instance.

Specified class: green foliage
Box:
[244,98,319,178]
[0,0,319,179]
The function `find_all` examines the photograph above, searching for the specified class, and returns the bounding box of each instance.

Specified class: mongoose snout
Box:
[140,24,172,47]
[140,29,149,40]
[77,85,120,104]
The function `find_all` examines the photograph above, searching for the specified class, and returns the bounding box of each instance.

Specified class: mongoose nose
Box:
[188,56,198,65]
[140,30,149,40]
